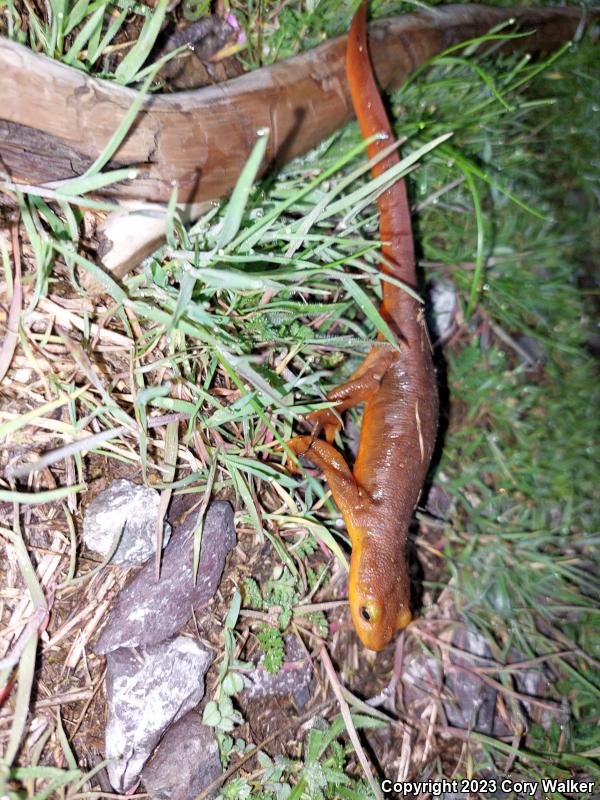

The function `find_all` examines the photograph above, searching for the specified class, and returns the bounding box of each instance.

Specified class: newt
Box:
[287,2,438,651]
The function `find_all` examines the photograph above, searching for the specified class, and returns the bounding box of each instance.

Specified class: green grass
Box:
[1,1,599,798]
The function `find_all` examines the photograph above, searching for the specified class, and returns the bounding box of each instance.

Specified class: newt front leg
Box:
[306,347,398,442]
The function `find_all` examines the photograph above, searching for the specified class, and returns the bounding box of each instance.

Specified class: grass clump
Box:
[401,33,599,781]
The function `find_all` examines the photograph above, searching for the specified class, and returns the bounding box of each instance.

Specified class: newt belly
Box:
[287,2,438,651]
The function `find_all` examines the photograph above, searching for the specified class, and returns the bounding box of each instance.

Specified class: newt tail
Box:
[287,2,438,651]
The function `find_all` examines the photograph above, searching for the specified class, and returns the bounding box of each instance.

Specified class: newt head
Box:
[348,535,412,652]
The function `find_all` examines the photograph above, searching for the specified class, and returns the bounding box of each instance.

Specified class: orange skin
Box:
[287,3,438,651]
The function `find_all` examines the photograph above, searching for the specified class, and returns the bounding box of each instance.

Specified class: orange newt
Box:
[287,2,438,651]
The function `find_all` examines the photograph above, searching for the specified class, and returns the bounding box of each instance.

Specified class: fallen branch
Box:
[0,6,595,281]
[1,5,592,206]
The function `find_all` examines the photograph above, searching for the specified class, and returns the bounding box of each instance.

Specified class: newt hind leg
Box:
[286,436,367,537]
[307,347,398,442]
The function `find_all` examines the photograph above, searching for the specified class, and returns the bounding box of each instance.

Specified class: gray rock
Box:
[105,637,212,792]
[403,650,443,703]
[95,500,236,654]
[425,479,454,520]
[83,479,171,566]
[243,635,312,708]
[402,629,507,736]
[445,629,510,736]
[516,334,546,368]
[430,278,458,342]
[141,711,222,800]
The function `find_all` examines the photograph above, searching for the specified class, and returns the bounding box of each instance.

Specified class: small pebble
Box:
[83,479,171,566]
[243,635,313,709]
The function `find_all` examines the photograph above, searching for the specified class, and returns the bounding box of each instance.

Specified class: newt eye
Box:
[359,600,381,625]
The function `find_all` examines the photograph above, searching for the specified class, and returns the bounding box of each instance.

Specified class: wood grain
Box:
[1,5,593,206]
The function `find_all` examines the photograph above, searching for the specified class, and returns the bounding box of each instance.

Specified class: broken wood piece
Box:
[2,6,592,205]
[1,5,595,283]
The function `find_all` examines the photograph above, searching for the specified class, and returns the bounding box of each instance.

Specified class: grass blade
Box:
[213,131,269,251]
[115,0,169,84]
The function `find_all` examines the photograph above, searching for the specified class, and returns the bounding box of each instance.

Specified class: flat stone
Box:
[141,711,222,800]
[105,637,212,792]
[83,479,171,566]
[243,635,312,708]
[402,628,508,736]
[443,629,501,735]
[516,334,546,367]
[429,278,458,341]
[95,500,235,655]
[425,479,454,520]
